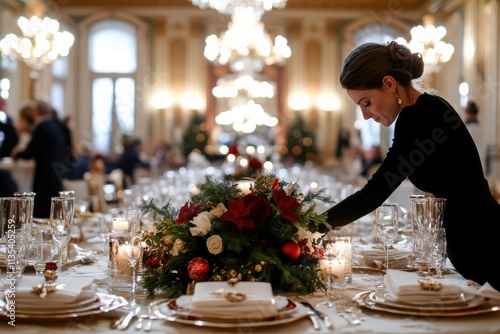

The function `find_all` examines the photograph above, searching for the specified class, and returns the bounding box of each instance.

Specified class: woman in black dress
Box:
[326,41,500,290]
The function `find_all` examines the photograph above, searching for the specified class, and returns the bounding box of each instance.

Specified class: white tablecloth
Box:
[1,240,499,333]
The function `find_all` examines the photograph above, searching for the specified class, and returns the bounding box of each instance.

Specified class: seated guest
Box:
[0,168,18,196]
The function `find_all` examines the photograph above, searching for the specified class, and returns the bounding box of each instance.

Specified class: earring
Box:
[393,92,402,105]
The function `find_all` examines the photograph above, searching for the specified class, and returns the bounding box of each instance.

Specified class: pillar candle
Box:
[112,217,129,232]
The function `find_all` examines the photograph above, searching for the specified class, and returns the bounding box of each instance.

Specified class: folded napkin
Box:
[355,244,412,269]
[176,281,278,319]
[14,276,96,310]
[384,269,478,304]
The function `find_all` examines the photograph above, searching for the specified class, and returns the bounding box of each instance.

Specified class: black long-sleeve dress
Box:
[326,93,500,290]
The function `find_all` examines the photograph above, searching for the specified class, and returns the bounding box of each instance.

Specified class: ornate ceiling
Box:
[0,0,429,13]
[52,0,431,11]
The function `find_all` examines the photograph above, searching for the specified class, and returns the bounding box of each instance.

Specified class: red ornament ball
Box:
[281,241,301,261]
[187,257,211,282]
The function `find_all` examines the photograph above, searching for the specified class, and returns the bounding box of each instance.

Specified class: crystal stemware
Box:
[431,227,447,278]
[316,234,347,308]
[50,197,75,273]
[375,203,399,271]
[118,232,143,308]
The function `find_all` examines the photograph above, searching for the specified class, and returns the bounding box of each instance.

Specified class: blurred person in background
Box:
[464,101,486,174]
[0,97,19,158]
[116,137,151,187]
[11,99,70,218]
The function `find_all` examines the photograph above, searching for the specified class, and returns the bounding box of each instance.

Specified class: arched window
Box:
[88,20,137,155]
[354,24,401,151]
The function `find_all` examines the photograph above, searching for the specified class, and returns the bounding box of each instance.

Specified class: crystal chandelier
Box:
[215,100,278,133]
[212,73,275,99]
[0,1,75,71]
[189,0,287,16]
[204,7,291,68]
[396,18,454,73]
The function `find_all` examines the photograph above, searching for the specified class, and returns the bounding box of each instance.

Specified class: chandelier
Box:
[215,100,278,133]
[0,1,75,71]
[396,18,454,73]
[204,7,291,68]
[189,0,287,15]
[213,73,275,99]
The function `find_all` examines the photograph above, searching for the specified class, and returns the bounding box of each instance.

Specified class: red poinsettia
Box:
[272,188,301,222]
[221,194,272,230]
[176,202,204,225]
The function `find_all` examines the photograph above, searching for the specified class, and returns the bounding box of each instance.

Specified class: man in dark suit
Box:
[0,97,19,158]
[13,99,71,218]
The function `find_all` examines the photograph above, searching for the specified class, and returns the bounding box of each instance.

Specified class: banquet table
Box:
[2,237,500,334]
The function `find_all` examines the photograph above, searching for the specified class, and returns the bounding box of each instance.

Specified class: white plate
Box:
[154,297,308,328]
[354,290,499,317]
[0,293,127,319]
[370,290,486,311]
[170,295,295,321]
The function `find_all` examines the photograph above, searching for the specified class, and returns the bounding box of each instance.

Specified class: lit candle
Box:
[237,180,253,195]
[115,244,132,276]
[330,259,346,282]
[334,237,353,282]
[319,258,345,284]
[112,218,129,232]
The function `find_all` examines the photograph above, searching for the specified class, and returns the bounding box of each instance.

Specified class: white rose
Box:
[170,238,185,256]
[210,203,228,217]
[190,211,212,236]
[206,235,224,255]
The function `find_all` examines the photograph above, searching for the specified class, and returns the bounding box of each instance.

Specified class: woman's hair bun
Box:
[387,41,424,79]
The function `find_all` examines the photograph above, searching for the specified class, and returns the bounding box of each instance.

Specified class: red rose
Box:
[248,158,263,171]
[146,257,160,267]
[187,257,210,282]
[272,188,301,222]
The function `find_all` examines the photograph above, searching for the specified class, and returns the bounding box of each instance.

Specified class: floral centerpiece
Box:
[140,174,334,298]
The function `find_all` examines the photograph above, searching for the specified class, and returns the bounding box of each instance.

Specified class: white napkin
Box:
[355,244,412,268]
[478,283,500,302]
[355,244,412,259]
[176,281,278,319]
[14,276,97,310]
[384,269,478,303]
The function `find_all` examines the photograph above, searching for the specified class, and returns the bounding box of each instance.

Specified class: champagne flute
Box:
[97,217,111,255]
[316,234,347,308]
[50,197,75,273]
[375,203,399,271]
[118,232,143,308]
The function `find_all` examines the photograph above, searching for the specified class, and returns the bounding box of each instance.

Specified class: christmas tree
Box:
[182,111,209,159]
[286,114,317,162]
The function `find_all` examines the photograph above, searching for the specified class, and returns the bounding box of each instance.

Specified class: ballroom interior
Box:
[1,0,500,181]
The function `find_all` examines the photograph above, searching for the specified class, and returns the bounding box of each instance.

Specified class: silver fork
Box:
[143,304,156,332]
[335,300,363,325]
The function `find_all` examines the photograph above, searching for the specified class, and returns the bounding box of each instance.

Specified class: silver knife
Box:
[314,308,334,330]
[300,302,321,330]
[116,306,141,330]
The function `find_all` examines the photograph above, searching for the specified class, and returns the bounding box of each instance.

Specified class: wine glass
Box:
[97,217,111,255]
[118,232,143,308]
[316,234,347,308]
[50,197,75,273]
[34,232,56,276]
[431,227,447,278]
[375,203,399,271]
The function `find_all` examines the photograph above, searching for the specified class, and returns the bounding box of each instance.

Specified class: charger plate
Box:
[154,297,308,328]
[0,293,127,319]
[369,290,485,311]
[354,290,500,317]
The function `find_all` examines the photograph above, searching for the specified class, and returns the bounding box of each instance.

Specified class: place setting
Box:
[153,281,308,328]
[0,271,127,319]
[353,269,500,317]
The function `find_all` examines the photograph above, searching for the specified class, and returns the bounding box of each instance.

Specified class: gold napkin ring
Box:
[211,288,247,302]
[32,283,66,298]
[418,279,442,291]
